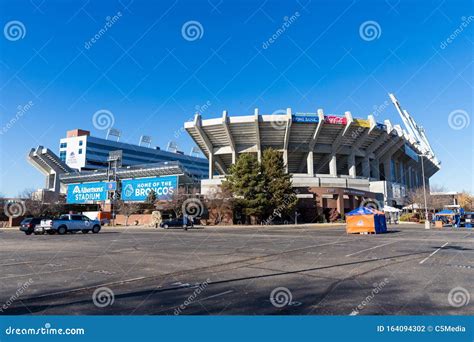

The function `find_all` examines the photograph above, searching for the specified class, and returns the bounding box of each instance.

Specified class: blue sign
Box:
[121,176,178,201]
[106,181,117,191]
[404,143,419,162]
[67,182,108,203]
[292,114,319,123]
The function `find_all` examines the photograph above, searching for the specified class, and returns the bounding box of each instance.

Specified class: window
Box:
[60,142,67,148]
[79,140,83,146]
[71,215,82,221]
[79,148,83,154]
[60,151,66,161]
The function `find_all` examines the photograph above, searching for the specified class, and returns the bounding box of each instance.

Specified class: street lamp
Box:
[419,153,430,229]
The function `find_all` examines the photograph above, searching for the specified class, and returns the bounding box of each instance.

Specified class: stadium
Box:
[185,94,440,222]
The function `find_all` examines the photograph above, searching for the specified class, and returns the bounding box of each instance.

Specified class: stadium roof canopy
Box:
[185,109,440,178]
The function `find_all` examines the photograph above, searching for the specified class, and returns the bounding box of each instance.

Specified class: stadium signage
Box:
[353,119,371,128]
[324,115,346,125]
[121,176,177,201]
[67,182,108,203]
[291,114,319,123]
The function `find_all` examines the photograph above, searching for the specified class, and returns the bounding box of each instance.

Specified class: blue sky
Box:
[0,0,472,197]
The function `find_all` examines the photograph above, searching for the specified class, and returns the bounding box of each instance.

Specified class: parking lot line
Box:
[419,242,449,264]
[345,241,398,257]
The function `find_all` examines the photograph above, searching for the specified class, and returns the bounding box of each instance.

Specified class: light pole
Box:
[420,154,430,229]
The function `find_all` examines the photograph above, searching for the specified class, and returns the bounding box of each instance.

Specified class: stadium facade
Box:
[185,95,440,221]
[28,129,208,203]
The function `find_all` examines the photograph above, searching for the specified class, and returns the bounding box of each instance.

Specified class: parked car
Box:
[19,217,48,235]
[37,214,101,235]
[159,217,194,229]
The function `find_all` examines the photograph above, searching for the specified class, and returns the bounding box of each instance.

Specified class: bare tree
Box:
[204,187,234,225]
[115,200,141,225]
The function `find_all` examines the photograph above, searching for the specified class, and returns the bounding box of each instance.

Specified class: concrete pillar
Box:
[362,157,370,178]
[407,166,413,189]
[208,153,214,179]
[348,153,356,178]
[372,159,380,180]
[329,154,337,176]
[231,151,236,164]
[383,158,392,182]
[307,151,314,176]
[399,161,404,184]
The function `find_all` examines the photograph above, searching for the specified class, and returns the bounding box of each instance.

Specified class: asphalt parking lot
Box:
[0,224,472,315]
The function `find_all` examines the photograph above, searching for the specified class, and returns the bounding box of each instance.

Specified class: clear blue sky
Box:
[0,0,472,197]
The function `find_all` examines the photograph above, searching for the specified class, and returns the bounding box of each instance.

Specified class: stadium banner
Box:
[121,175,177,201]
[324,115,347,125]
[353,118,371,128]
[66,182,108,204]
[291,113,319,123]
[0,316,471,342]
[404,143,419,162]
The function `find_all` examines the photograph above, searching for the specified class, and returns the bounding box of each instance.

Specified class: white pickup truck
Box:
[37,214,101,235]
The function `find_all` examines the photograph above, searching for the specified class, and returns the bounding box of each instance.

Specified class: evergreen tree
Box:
[223,149,297,224]
[222,153,267,223]
[261,148,297,218]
